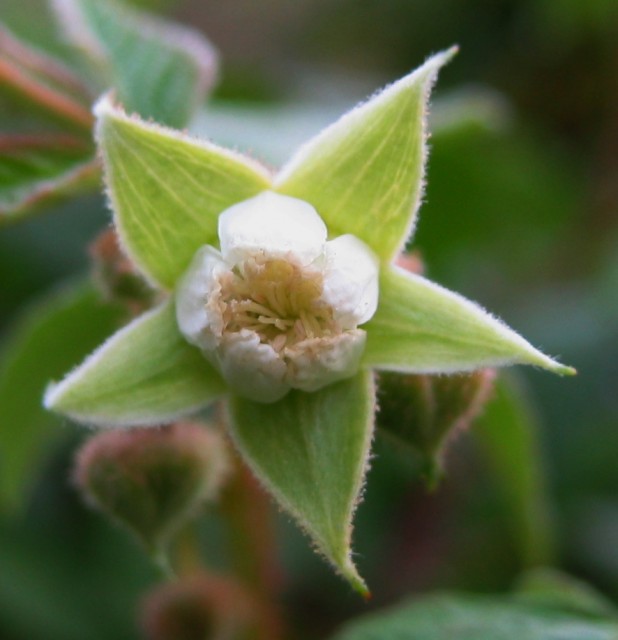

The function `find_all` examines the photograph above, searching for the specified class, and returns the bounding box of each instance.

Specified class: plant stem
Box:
[220,451,286,640]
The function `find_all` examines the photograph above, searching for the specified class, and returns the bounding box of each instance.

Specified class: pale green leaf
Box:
[0,282,123,510]
[515,568,618,620]
[473,377,555,567]
[274,48,456,261]
[228,371,375,596]
[95,96,272,289]
[363,265,575,375]
[331,594,618,640]
[44,298,226,427]
[0,136,97,224]
[52,0,217,127]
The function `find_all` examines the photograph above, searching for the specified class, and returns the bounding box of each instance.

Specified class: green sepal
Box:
[363,265,575,376]
[227,371,376,596]
[52,0,217,127]
[95,96,272,289]
[44,299,226,427]
[274,48,457,261]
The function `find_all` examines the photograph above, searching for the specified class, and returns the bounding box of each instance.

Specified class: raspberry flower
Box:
[176,191,379,402]
[44,48,573,594]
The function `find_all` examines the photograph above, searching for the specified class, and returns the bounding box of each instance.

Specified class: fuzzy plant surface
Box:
[43,47,574,595]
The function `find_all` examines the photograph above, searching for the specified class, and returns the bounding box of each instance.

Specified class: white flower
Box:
[176,191,379,403]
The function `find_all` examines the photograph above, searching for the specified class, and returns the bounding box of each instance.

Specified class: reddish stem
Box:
[0,58,93,130]
[0,133,91,153]
[220,452,287,640]
[0,27,91,101]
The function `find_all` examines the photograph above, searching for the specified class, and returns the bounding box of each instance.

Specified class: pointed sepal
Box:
[364,265,575,376]
[227,371,376,596]
[44,299,226,427]
[95,95,272,289]
[275,48,457,261]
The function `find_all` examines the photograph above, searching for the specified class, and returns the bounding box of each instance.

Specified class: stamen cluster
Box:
[217,257,336,352]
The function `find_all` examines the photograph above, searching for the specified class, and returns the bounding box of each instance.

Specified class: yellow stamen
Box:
[213,255,337,349]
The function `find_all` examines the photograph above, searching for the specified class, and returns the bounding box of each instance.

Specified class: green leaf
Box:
[52,0,218,127]
[44,298,226,427]
[95,96,272,289]
[0,135,97,224]
[0,282,123,510]
[363,265,575,376]
[0,25,94,131]
[274,48,456,261]
[473,377,556,567]
[515,568,618,620]
[331,593,618,640]
[1,0,78,64]
[228,371,375,596]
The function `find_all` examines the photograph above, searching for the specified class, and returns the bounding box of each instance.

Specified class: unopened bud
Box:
[74,422,229,553]
[139,573,254,640]
[90,228,157,315]
[395,250,424,275]
[378,369,496,486]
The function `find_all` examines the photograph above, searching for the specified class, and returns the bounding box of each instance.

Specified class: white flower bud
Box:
[176,191,379,402]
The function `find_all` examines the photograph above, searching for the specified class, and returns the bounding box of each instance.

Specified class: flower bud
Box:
[378,369,496,485]
[74,422,229,552]
[395,250,424,275]
[90,228,157,315]
[139,573,254,640]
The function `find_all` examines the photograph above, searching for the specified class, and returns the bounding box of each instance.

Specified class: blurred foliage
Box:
[0,0,218,224]
[0,282,124,510]
[1,0,617,638]
[332,570,618,640]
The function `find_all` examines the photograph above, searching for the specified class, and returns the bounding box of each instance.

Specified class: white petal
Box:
[286,330,366,392]
[218,330,289,403]
[176,245,226,351]
[321,234,379,328]
[218,191,327,266]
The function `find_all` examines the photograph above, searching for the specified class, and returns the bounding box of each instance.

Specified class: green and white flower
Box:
[176,191,379,402]
[44,48,573,595]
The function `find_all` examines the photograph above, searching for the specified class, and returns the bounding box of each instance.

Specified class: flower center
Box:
[213,255,338,352]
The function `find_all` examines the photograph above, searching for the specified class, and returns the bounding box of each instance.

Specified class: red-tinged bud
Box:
[90,228,158,315]
[395,250,424,275]
[139,573,255,640]
[74,422,229,553]
[378,369,496,486]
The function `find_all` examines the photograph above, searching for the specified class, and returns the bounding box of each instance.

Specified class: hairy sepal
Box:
[227,371,376,596]
[95,95,272,290]
[44,299,226,427]
[275,48,457,261]
[364,265,575,376]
